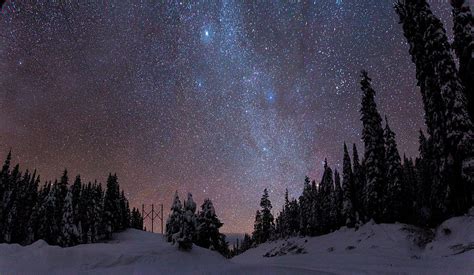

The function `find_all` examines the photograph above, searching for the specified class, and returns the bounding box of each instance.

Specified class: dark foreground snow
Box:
[1,211,473,274]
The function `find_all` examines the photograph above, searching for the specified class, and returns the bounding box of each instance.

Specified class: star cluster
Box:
[0,1,455,233]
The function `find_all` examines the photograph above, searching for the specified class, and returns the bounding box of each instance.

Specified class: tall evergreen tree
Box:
[396,0,474,221]
[37,184,59,245]
[319,159,333,233]
[384,117,404,222]
[332,170,343,228]
[360,70,386,222]
[103,174,120,238]
[195,198,226,253]
[352,143,365,222]
[177,193,196,250]
[259,189,274,243]
[298,176,312,236]
[451,0,474,119]
[342,143,356,227]
[59,189,80,246]
[252,210,263,244]
[130,208,144,230]
[0,151,12,242]
[166,191,182,243]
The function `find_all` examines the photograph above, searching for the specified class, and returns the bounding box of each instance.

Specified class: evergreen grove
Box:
[235,0,474,255]
[0,156,144,247]
[165,192,230,257]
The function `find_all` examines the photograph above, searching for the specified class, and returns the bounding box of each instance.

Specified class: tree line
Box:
[165,192,230,257]
[0,152,144,247]
[233,0,474,255]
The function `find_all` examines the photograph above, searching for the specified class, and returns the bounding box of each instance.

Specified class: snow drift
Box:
[0,212,473,274]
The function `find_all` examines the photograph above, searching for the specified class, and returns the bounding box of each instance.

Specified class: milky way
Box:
[0,1,456,233]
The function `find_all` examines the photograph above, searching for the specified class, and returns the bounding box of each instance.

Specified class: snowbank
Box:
[0,213,473,274]
[232,212,474,274]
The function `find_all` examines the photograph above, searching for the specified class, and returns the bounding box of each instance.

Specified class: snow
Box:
[1,213,473,274]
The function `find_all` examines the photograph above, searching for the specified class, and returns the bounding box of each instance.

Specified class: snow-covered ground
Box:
[1,212,473,274]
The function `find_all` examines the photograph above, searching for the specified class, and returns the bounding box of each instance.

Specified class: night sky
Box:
[0,1,456,233]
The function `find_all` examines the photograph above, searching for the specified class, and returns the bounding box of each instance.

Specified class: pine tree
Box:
[333,170,343,229]
[239,233,253,253]
[195,198,227,255]
[319,159,333,233]
[177,193,196,250]
[384,117,404,222]
[342,143,356,227]
[298,176,312,236]
[360,70,386,222]
[103,174,120,238]
[119,190,130,230]
[130,208,143,230]
[37,184,59,245]
[451,0,474,119]
[259,189,274,243]
[252,210,263,244]
[166,191,182,243]
[0,151,11,243]
[59,189,80,247]
[352,143,365,223]
[396,0,474,221]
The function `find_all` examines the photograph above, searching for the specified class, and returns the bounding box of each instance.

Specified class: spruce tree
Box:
[342,143,356,227]
[177,193,196,250]
[352,143,365,223]
[333,170,343,228]
[166,191,182,243]
[37,184,59,245]
[59,189,80,247]
[252,210,263,244]
[384,117,404,222]
[396,0,474,221]
[298,176,312,236]
[259,189,274,243]
[103,174,120,238]
[319,159,333,233]
[195,199,225,252]
[451,0,473,119]
[0,151,12,242]
[360,70,386,222]
[130,208,144,230]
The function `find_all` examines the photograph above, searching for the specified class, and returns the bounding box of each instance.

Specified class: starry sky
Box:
[0,0,458,233]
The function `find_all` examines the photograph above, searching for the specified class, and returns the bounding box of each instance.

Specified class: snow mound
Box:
[232,213,474,274]
[0,229,229,275]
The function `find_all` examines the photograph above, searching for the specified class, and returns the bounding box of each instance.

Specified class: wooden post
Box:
[161,204,164,234]
[151,204,154,233]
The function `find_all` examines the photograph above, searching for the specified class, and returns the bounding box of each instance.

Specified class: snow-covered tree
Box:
[451,0,473,119]
[360,70,386,222]
[166,191,182,243]
[177,193,197,250]
[396,0,474,222]
[195,198,228,256]
[59,189,80,247]
[37,184,59,245]
[384,117,404,222]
